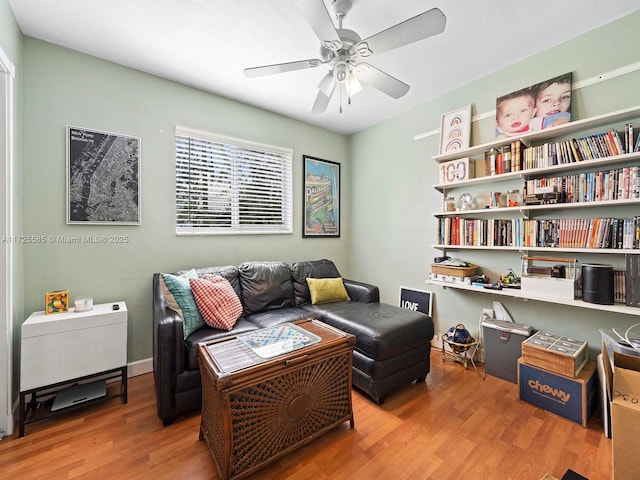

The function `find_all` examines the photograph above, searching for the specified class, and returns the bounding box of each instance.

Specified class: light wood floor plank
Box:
[0,350,612,479]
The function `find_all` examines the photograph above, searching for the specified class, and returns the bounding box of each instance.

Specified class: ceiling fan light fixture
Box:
[334,61,348,82]
[346,75,362,97]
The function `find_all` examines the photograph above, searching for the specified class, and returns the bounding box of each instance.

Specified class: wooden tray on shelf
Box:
[430,263,478,277]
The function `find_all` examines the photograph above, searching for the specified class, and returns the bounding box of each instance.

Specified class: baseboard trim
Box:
[128,358,153,378]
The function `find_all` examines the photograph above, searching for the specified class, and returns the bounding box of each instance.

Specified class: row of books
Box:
[438,216,640,249]
[524,166,640,202]
[485,141,523,175]
[521,129,628,169]
[482,125,640,175]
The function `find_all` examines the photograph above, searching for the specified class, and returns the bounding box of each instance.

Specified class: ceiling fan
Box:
[244,0,446,114]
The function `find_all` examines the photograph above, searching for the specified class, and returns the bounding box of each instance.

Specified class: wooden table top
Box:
[199,319,354,377]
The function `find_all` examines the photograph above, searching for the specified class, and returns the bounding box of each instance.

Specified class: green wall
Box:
[20,38,350,365]
[0,0,20,57]
[349,11,640,356]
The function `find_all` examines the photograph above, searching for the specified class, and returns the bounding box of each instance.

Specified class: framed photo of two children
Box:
[495,72,572,139]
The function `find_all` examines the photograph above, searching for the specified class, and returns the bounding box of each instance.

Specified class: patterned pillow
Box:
[160,269,205,338]
[189,274,243,331]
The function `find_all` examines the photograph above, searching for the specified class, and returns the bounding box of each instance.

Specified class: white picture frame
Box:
[439,105,472,155]
[66,125,141,225]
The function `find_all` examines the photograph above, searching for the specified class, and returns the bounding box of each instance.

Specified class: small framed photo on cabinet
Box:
[45,290,69,315]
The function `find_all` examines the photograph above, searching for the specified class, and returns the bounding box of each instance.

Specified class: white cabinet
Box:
[19,301,128,436]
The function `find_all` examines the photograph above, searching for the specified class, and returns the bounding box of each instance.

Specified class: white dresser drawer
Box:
[20,301,128,391]
[21,351,62,391]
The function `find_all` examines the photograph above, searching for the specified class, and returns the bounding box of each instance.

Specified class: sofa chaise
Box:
[153,259,434,425]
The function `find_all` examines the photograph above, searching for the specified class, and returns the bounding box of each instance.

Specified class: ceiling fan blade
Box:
[311,90,332,115]
[352,63,410,99]
[311,77,336,114]
[244,58,322,78]
[294,0,343,51]
[358,7,446,57]
[317,72,336,96]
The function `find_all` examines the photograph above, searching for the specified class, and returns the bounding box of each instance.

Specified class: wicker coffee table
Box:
[197,319,356,480]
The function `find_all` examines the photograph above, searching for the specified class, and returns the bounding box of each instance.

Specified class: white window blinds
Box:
[175,126,293,234]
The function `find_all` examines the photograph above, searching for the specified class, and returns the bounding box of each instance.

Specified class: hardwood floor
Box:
[0,350,612,480]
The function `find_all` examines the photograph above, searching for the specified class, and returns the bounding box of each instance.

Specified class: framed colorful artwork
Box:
[303,155,340,237]
[439,105,472,154]
[45,290,69,315]
[495,72,572,139]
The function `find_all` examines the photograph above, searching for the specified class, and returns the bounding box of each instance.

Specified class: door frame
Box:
[0,43,15,438]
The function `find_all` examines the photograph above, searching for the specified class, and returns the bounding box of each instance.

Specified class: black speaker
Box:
[581,264,614,305]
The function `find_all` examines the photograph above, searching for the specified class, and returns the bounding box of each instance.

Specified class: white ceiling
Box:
[9,0,640,135]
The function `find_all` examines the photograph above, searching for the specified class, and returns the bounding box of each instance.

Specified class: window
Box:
[175,126,293,235]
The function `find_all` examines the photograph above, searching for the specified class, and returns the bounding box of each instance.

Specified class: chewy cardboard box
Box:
[518,358,596,427]
[602,342,640,480]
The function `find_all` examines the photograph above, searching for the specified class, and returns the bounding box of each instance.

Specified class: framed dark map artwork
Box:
[66,126,141,224]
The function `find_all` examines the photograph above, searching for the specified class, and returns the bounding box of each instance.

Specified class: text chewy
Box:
[528,379,571,403]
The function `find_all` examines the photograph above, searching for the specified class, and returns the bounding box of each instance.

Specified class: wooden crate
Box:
[430,263,478,277]
[521,331,588,378]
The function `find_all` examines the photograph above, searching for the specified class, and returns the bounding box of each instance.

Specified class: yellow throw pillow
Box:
[306,277,351,305]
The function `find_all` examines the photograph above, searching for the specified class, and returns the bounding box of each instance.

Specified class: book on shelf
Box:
[523,166,640,203]
[473,118,640,177]
[634,129,640,152]
[439,215,640,250]
[614,269,626,304]
[625,124,634,153]
[516,127,636,170]
[482,142,526,176]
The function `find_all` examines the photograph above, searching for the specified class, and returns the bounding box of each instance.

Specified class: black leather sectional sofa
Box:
[153,259,434,425]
